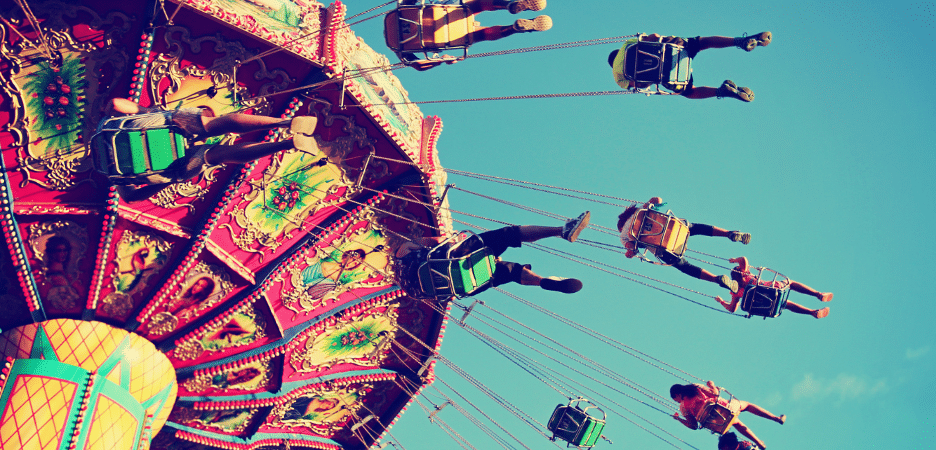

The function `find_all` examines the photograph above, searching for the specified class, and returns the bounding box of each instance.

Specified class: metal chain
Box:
[493,288,705,383]
[445,169,641,204]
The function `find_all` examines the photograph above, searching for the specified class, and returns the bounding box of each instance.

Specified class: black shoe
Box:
[541,277,583,293]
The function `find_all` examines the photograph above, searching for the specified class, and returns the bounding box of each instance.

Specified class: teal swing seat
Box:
[413,231,496,301]
[90,112,190,184]
[547,398,607,448]
[739,267,791,319]
[621,34,693,94]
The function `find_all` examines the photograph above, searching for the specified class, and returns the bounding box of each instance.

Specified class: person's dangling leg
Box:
[688,223,751,244]
[784,301,830,319]
[737,401,785,425]
[463,0,546,13]
[498,260,582,293]
[201,113,292,137]
[204,139,295,165]
[517,225,562,242]
[516,212,589,243]
[732,421,766,449]
[694,33,771,53]
[659,252,739,293]
[789,280,833,302]
[203,116,318,165]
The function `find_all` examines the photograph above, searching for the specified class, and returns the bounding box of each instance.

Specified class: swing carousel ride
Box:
[0,0,457,448]
[0,0,791,449]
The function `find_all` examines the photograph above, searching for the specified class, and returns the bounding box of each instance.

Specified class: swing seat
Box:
[740,282,790,319]
[625,209,690,260]
[547,400,606,448]
[622,38,692,92]
[90,112,190,183]
[403,231,496,300]
[384,0,472,63]
[695,399,740,435]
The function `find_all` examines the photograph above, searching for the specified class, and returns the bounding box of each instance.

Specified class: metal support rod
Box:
[437,183,454,204]
[355,152,373,187]
[351,414,374,432]
[459,299,482,324]
[428,401,451,422]
[416,355,435,378]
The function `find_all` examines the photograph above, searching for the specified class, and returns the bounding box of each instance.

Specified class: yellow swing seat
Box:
[384,0,473,64]
[624,208,690,263]
[695,393,740,435]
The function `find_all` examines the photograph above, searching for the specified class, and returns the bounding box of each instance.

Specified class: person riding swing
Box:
[91,98,319,201]
[608,32,771,102]
[618,197,751,295]
[386,0,552,71]
[395,212,590,298]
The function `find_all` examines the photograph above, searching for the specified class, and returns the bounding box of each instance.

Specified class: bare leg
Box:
[732,421,766,449]
[464,0,510,13]
[205,139,295,165]
[789,280,832,302]
[471,25,517,43]
[682,86,718,99]
[697,36,736,52]
[519,266,544,286]
[517,225,562,242]
[737,401,785,424]
[699,269,722,284]
[201,114,290,137]
[785,301,829,319]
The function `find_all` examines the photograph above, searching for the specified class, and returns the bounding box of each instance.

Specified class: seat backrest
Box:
[430,5,471,47]
[91,114,188,177]
[623,40,692,89]
[450,249,495,296]
[385,5,472,53]
[629,209,689,256]
[414,248,495,299]
[662,44,692,85]
[547,405,606,448]
[740,283,789,318]
[696,401,737,435]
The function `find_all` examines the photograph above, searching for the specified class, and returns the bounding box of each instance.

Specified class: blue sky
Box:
[351,1,936,448]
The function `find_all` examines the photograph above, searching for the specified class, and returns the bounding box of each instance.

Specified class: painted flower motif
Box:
[23,55,87,157]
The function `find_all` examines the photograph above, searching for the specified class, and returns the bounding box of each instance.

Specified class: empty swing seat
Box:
[90,112,190,183]
[622,38,692,91]
[547,400,607,448]
[384,0,473,63]
[624,208,690,260]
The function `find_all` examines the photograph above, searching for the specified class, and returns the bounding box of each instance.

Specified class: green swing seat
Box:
[547,398,607,448]
[90,112,190,184]
[415,239,496,300]
[402,231,496,301]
